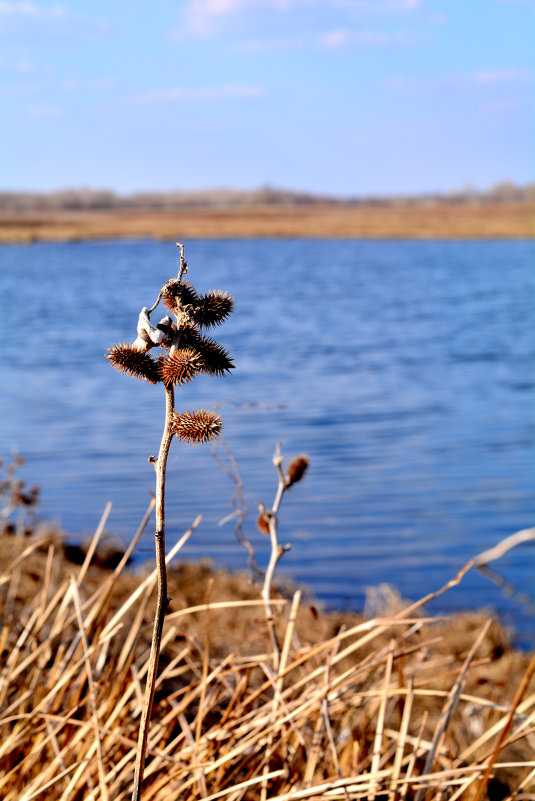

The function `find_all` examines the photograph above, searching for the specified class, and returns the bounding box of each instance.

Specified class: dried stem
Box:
[147,242,187,314]
[131,384,175,801]
[261,447,291,670]
[176,242,187,281]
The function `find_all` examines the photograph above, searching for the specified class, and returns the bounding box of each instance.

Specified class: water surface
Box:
[1,239,533,643]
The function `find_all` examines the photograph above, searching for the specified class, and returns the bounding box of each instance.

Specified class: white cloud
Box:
[0,2,67,19]
[322,28,415,47]
[331,0,422,11]
[322,29,348,47]
[26,102,61,118]
[12,58,33,72]
[236,27,418,51]
[236,35,305,51]
[232,27,423,53]
[184,0,284,36]
[0,1,107,36]
[385,68,534,91]
[472,69,534,84]
[136,84,265,103]
[180,0,423,37]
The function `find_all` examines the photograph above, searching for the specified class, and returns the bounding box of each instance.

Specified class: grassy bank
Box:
[1,519,534,800]
[0,201,533,243]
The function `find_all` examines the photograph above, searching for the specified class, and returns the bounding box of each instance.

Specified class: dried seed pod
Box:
[256,507,272,535]
[191,291,234,329]
[158,348,202,387]
[106,344,162,384]
[178,320,202,343]
[171,409,222,444]
[180,325,234,376]
[162,279,199,314]
[285,454,309,489]
[196,338,234,376]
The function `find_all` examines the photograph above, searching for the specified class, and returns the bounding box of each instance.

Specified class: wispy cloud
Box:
[0,2,108,36]
[25,102,61,118]
[0,2,67,19]
[179,0,425,37]
[183,0,279,37]
[236,35,306,51]
[11,58,34,73]
[135,84,265,103]
[472,68,534,84]
[334,0,422,10]
[60,77,118,93]
[385,68,534,90]
[236,27,420,51]
[322,28,417,47]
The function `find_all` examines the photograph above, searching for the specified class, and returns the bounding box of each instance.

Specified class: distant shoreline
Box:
[1,201,533,243]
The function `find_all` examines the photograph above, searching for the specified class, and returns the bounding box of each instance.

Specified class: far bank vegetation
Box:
[1,181,533,213]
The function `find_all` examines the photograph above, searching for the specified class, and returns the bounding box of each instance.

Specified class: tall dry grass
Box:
[1,505,534,801]
[0,202,533,243]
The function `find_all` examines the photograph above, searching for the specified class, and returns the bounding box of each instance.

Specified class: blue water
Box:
[1,239,533,644]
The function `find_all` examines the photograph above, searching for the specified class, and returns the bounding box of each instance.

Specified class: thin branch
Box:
[177,242,187,280]
[147,290,164,315]
[261,446,291,670]
[473,527,535,566]
[146,243,186,314]
[131,384,175,801]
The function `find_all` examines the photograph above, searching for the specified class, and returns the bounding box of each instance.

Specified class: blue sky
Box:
[0,0,533,195]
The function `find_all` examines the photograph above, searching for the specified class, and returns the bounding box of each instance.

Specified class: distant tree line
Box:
[0,181,533,212]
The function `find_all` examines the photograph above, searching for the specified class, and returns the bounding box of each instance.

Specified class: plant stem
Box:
[132,384,175,801]
[261,451,288,671]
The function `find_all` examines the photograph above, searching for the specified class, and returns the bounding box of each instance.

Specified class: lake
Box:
[1,238,533,644]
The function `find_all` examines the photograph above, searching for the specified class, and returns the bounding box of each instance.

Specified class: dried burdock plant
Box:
[106,243,234,801]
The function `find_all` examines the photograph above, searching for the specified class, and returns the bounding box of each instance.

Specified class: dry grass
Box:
[0,202,533,243]
[1,512,534,801]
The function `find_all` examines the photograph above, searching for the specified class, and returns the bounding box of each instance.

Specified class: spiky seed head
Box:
[179,321,203,346]
[158,348,202,387]
[178,323,234,375]
[192,337,234,376]
[171,410,222,444]
[192,291,234,329]
[285,455,309,489]
[106,344,162,384]
[198,338,234,376]
[162,279,200,314]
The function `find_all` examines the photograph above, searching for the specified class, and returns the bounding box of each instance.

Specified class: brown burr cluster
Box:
[106,260,234,446]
